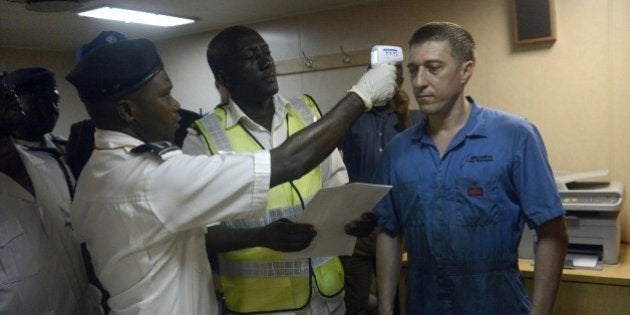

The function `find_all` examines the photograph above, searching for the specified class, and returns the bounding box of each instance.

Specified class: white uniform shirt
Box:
[71,129,271,315]
[183,94,348,188]
[0,144,102,315]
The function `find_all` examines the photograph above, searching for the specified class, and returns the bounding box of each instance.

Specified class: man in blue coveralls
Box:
[374,22,568,315]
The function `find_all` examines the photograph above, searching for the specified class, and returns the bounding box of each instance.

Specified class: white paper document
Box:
[287,182,392,259]
[572,255,599,269]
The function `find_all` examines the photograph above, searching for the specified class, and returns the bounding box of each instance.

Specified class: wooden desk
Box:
[519,243,630,314]
[399,244,630,315]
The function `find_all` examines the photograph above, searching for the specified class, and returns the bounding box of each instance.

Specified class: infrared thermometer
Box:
[370,45,403,67]
[370,45,403,107]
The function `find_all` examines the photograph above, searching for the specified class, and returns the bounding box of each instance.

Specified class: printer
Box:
[518,170,624,269]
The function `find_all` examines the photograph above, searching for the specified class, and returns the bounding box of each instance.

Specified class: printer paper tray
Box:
[564,244,604,270]
[564,253,603,270]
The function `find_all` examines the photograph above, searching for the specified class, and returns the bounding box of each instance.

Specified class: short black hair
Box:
[409,22,476,66]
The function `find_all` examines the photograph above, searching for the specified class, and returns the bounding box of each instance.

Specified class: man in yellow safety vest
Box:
[183,26,378,314]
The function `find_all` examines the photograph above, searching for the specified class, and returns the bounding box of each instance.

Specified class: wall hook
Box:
[301,50,313,68]
[340,45,351,64]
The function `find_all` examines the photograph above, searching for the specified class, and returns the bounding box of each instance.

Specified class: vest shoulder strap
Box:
[288,94,322,125]
[195,96,320,153]
[193,107,234,154]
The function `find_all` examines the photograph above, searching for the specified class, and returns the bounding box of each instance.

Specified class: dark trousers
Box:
[340,254,376,315]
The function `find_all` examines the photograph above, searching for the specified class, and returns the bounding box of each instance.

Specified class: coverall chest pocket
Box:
[397,180,428,228]
[454,177,501,227]
[0,215,38,285]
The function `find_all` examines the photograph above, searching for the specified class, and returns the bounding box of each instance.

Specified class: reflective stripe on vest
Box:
[192,112,232,154]
[194,95,344,313]
[220,256,333,278]
[224,198,308,229]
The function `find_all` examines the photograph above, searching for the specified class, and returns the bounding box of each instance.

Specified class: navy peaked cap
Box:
[76,30,127,62]
[2,67,56,94]
[66,38,163,103]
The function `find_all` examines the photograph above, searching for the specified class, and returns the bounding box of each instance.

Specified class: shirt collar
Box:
[411,96,488,143]
[13,133,55,149]
[93,128,144,152]
[223,94,290,130]
[15,144,46,167]
[460,96,487,139]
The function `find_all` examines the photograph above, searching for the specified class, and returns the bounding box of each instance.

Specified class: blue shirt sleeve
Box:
[372,145,403,235]
[512,123,565,228]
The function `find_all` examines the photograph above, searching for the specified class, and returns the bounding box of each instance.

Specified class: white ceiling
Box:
[0,0,377,52]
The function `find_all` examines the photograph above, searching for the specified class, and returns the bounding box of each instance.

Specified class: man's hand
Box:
[391,89,414,130]
[344,212,378,238]
[348,64,397,111]
[261,218,317,252]
[390,88,410,116]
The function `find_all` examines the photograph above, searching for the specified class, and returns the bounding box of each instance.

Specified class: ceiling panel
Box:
[0,0,377,52]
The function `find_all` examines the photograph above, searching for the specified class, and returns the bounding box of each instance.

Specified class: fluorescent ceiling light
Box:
[78,6,195,27]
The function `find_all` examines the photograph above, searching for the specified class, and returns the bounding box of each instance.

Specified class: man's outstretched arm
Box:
[270,65,396,187]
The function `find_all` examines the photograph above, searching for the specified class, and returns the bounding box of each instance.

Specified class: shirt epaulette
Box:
[131,141,182,160]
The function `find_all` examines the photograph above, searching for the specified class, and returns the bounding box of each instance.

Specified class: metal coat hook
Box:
[301,50,313,68]
[340,45,351,64]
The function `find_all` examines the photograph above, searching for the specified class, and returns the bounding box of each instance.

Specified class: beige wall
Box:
[161,0,630,242]
[3,0,630,242]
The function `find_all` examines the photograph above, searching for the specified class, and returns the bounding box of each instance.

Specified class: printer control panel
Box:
[562,193,622,209]
[560,181,624,212]
[563,195,620,204]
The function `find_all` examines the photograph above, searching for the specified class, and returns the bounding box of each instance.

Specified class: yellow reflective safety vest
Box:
[193,95,344,313]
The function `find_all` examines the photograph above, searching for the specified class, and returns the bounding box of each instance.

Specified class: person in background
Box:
[183,25,378,315]
[2,67,68,157]
[173,108,201,147]
[0,82,103,314]
[338,62,423,315]
[2,67,108,307]
[374,22,568,315]
[66,117,95,178]
[66,37,397,314]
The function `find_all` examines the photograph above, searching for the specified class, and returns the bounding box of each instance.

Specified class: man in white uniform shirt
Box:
[65,38,397,314]
[2,67,68,157]
[0,83,102,314]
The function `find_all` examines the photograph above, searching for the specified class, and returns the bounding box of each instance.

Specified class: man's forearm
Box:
[205,225,267,253]
[270,93,364,187]
[531,216,568,315]
[377,230,402,315]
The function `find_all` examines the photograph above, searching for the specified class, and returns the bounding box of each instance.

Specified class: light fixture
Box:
[77,6,195,27]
